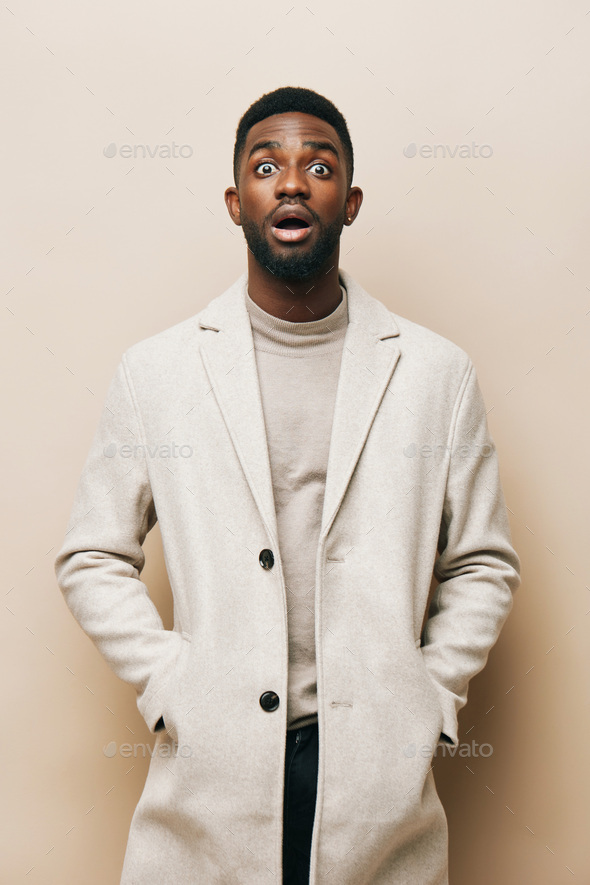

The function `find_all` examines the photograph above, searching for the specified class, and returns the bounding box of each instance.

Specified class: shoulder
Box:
[119,273,245,374]
[122,312,204,367]
[341,269,472,377]
[393,311,471,370]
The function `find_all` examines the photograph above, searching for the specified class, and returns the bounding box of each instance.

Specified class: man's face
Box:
[227,112,354,282]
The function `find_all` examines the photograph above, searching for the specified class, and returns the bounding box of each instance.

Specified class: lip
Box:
[272,204,314,226]
[271,224,314,243]
[270,204,314,242]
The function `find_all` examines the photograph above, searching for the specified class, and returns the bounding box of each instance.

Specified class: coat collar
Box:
[197,270,401,546]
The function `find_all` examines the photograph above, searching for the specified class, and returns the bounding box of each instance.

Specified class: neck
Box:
[246,248,342,322]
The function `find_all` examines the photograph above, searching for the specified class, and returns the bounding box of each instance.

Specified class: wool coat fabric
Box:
[54,269,521,884]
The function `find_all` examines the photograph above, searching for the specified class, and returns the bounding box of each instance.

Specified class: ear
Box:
[344,186,363,225]
[225,187,242,226]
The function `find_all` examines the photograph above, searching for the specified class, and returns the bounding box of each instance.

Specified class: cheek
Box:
[322,201,347,226]
[241,182,274,214]
[316,188,347,217]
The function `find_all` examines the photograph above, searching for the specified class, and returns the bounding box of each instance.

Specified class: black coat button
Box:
[259,549,274,570]
[259,691,280,712]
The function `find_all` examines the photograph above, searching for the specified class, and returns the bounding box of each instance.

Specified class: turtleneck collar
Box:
[244,283,349,357]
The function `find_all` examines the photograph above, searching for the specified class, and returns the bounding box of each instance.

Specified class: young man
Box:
[55,87,521,884]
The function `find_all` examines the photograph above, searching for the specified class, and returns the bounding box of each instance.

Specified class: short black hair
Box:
[233,86,354,189]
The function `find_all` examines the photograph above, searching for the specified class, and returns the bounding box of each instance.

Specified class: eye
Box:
[255,161,278,175]
[310,163,330,175]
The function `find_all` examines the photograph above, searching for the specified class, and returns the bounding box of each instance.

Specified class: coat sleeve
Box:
[421,359,521,747]
[54,355,183,734]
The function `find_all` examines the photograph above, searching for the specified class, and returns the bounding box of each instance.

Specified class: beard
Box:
[240,204,346,281]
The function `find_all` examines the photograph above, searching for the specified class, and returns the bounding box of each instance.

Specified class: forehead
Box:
[244,112,342,153]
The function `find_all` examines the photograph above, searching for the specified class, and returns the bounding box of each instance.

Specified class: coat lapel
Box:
[198,272,279,544]
[320,269,401,537]
[197,269,401,547]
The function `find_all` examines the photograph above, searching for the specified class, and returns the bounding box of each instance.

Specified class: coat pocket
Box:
[414,647,445,722]
[415,647,459,745]
[154,633,193,738]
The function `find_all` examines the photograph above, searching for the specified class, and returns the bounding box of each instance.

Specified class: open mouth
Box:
[271,217,313,242]
[275,218,310,230]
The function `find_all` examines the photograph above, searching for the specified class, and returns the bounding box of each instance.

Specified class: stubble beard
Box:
[240,206,346,282]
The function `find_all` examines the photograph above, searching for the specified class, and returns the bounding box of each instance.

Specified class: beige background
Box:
[2,0,589,881]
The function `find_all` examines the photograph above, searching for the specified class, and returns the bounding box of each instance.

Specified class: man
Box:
[55,86,521,885]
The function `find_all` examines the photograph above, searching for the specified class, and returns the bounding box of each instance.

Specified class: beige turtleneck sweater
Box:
[244,283,349,730]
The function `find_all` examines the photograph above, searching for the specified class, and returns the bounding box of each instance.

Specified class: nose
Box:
[274,163,311,200]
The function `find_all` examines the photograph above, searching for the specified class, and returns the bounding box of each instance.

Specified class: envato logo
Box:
[103,442,193,459]
[403,442,493,459]
[103,142,193,159]
[404,740,493,758]
[403,142,493,159]
[103,740,192,758]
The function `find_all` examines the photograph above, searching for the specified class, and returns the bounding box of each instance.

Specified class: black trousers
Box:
[282,722,319,885]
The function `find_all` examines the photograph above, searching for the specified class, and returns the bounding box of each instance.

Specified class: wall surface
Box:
[2,0,589,882]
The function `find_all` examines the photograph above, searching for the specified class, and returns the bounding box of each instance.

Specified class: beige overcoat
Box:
[54,269,521,884]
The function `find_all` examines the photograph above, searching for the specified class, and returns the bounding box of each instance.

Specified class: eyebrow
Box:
[247,139,340,162]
